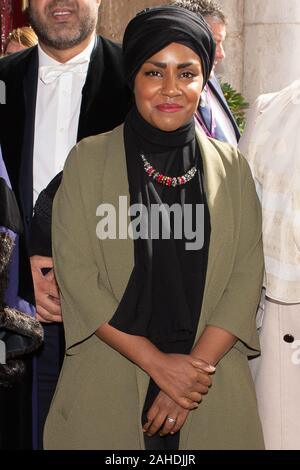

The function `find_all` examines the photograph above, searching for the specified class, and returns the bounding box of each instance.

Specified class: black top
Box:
[109,107,211,443]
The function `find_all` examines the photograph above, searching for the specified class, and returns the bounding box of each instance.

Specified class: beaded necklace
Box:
[141,153,197,187]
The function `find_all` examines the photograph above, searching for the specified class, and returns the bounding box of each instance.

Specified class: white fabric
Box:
[39,60,89,85]
[249,298,300,450]
[33,36,95,204]
[239,80,300,302]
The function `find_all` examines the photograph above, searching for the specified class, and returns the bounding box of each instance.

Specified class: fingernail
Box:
[207,365,215,372]
[193,402,199,409]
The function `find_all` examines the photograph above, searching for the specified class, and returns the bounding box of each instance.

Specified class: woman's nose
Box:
[161,74,181,97]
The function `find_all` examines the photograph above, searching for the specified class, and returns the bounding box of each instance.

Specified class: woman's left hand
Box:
[143,391,190,437]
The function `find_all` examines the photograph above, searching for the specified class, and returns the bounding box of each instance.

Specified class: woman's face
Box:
[134,42,204,132]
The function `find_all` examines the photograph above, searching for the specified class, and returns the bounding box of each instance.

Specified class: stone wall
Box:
[243,0,300,102]
[97,0,245,95]
[216,0,244,96]
[98,0,169,42]
[219,0,300,102]
[97,0,300,104]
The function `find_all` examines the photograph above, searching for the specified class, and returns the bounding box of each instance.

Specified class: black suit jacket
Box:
[0,36,132,304]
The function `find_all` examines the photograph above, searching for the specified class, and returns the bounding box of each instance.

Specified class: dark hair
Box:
[169,0,227,24]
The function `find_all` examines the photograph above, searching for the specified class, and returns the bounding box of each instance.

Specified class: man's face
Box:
[28,0,101,50]
[205,17,226,67]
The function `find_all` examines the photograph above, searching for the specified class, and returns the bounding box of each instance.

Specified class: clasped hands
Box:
[143,353,215,438]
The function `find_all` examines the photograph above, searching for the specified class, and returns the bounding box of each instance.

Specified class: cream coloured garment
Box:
[249,299,300,450]
[240,80,300,303]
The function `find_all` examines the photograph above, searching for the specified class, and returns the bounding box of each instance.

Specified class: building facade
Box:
[1,1,300,102]
[98,0,300,103]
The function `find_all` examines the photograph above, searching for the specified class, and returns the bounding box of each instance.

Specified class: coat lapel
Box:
[208,77,241,141]
[180,129,235,449]
[101,126,134,302]
[77,36,132,141]
[194,129,235,334]
[77,37,104,141]
[19,48,38,239]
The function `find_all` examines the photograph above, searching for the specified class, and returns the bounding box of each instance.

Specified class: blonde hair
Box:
[7,26,38,49]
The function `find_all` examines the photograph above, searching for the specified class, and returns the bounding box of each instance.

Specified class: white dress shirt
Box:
[33,35,96,204]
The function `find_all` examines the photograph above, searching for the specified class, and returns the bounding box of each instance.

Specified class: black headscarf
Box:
[123,5,215,89]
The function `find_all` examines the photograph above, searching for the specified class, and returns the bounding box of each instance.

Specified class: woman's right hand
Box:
[96,324,214,409]
[148,353,215,410]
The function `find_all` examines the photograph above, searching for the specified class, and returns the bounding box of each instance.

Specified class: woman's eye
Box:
[145,70,162,77]
[180,71,195,79]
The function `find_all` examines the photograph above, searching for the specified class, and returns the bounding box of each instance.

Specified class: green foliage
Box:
[221,82,249,134]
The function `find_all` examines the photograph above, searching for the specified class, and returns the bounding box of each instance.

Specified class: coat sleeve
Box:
[52,143,118,354]
[239,92,277,201]
[207,155,264,356]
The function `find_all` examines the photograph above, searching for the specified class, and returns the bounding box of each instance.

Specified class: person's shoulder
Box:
[205,135,240,163]
[94,35,122,58]
[252,92,278,114]
[97,35,122,51]
[0,46,37,76]
[78,124,123,150]
[91,36,125,81]
[199,132,251,177]
[63,124,124,188]
[253,79,300,112]
[68,124,124,169]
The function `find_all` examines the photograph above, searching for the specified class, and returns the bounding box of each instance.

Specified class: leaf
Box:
[220,82,249,133]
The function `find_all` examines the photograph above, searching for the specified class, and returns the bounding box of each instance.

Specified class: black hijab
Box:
[123,5,215,89]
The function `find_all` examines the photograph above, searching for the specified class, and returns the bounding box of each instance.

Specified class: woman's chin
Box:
[151,118,187,133]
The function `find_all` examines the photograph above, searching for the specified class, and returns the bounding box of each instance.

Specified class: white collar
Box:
[38,34,96,68]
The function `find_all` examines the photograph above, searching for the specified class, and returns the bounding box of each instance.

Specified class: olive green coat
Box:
[44,125,264,450]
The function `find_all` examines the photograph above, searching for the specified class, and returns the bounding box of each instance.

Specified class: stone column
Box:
[243,0,300,102]
[98,0,169,42]
[216,0,245,94]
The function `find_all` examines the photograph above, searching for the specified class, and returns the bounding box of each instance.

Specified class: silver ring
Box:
[167,417,176,424]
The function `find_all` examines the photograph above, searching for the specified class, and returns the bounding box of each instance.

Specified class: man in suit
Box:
[170,0,240,144]
[0,0,131,448]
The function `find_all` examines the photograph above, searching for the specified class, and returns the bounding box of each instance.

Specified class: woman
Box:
[44,7,264,450]
[240,80,300,450]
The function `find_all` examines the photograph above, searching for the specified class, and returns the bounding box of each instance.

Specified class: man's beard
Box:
[28,1,98,50]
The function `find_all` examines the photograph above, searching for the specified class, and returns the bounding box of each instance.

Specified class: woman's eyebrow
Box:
[177,62,195,69]
[144,61,197,69]
[144,61,167,68]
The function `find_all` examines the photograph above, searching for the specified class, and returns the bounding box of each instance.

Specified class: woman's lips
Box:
[156,104,183,113]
